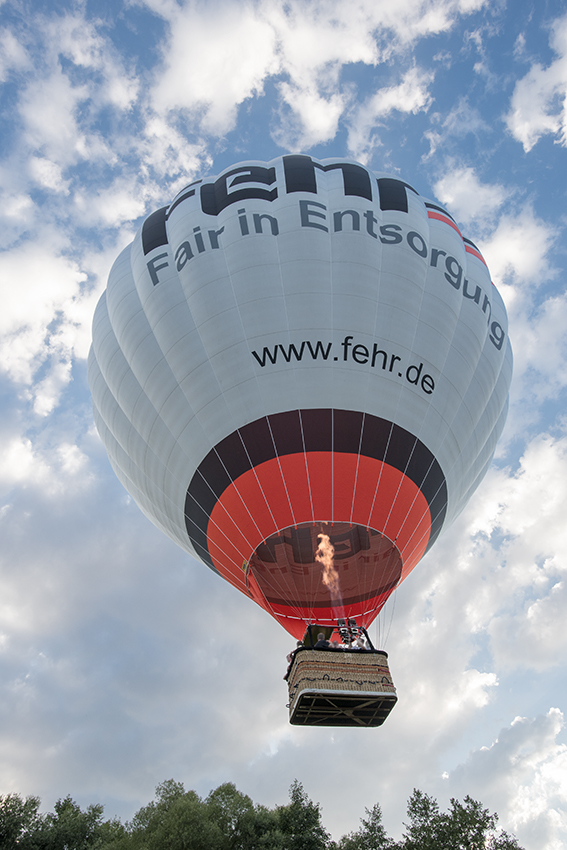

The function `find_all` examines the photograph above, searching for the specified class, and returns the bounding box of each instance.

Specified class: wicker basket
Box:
[287,649,397,727]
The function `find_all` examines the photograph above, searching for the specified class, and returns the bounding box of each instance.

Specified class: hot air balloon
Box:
[88,155,512,726]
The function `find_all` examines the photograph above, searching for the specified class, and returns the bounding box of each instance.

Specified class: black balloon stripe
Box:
[184,409,447,570]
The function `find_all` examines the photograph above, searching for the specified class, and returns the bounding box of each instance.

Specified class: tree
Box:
[277,781,333,850]
[205,782,254,848]
[126,780,225,850]
[0,780,525,850]
[398,789,523,850]
[337,803,394,850]
[28,794,121,850]
[205,783,284,850]
[240,804,286,850]
[0,793,42,849]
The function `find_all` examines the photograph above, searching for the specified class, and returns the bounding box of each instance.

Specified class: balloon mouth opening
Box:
[246,521,402,625]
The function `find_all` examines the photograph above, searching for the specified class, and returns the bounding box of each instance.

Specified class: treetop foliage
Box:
[0,781,524,850]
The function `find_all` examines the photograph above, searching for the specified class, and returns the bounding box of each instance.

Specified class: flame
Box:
[315,532,343,613]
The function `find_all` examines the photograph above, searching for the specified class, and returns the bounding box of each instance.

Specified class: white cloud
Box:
[143,116,208,170]
[11,12,138,185]
[0,26,29,80]
[0,241,87,388]
[273,83,349,150]
[32,357,73,417]
[29,157,70,194]
[18,68,89,166]
[73,181,147,227]
[449,710,567,850]
[506,13,567,151]
[347,67,434,162]
[0,190,34,233]
[150,4,279,136]
[451,429,567,672]
[0,421,94,498]
[508,294,567,405]
[145,0,487,146]
[424,97,491,158]
[433,165,509,229]
[48,13,139,111]
[0,437,52,489]
[57,443,89,477]
[481,207,556,288]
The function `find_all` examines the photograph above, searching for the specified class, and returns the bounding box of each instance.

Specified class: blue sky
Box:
[1,0,567,846]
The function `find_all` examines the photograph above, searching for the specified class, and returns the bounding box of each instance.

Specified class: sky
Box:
[1,0,567,846]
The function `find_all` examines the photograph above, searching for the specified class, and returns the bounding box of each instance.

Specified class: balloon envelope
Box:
[88,156,512,639]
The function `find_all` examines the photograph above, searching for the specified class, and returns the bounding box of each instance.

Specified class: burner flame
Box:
[316,532,343,615]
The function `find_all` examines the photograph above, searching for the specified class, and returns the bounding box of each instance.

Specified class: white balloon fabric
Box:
[88,156,512,639]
